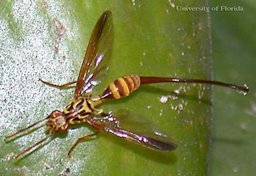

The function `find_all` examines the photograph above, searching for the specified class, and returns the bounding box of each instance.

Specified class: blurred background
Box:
[209,0,256,175]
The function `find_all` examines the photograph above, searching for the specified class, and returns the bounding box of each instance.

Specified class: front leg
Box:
[68,132,98,158]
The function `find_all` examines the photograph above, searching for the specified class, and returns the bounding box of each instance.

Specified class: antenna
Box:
[5,117,48,139]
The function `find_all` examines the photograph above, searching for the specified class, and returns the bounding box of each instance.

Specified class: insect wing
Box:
[101,111,177,151]
[74,11,113,97]
[104,125,176,151]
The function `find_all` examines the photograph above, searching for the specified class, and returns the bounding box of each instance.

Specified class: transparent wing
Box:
[98,110,177,151]
[74,10,113,97]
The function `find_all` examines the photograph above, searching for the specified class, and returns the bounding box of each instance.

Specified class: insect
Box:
[5,10,249,159]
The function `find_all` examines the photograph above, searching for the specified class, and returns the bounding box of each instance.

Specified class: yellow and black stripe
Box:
[63,97,93,123]
[101,75,141,99]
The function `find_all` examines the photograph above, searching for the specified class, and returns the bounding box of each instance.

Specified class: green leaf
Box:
[0,1,212,176]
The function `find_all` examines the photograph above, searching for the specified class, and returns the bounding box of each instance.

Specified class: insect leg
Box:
[15,136,50,159]
[39,79,76,89]
[68,132,98,158]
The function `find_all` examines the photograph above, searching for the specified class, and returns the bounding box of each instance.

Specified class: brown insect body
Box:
[5,11,249,159]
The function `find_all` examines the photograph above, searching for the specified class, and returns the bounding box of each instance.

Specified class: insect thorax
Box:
[63,96,94,124]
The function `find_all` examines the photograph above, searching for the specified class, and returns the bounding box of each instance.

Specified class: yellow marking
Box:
[73,98,82,108]
[63,106,70,114]
[87,99,95,110]
[91,96,103,106]
[109,82,120,99]
[68,118,75,124]
[65,104,71,110]
[131,75,140,89]
[83,103,90,111]
[124,76,135,90]
[79,100,92,116]
[63,101,73,114]
[118,78,130,96]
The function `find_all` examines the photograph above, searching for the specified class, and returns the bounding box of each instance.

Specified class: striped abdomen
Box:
[101,75,141,100]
